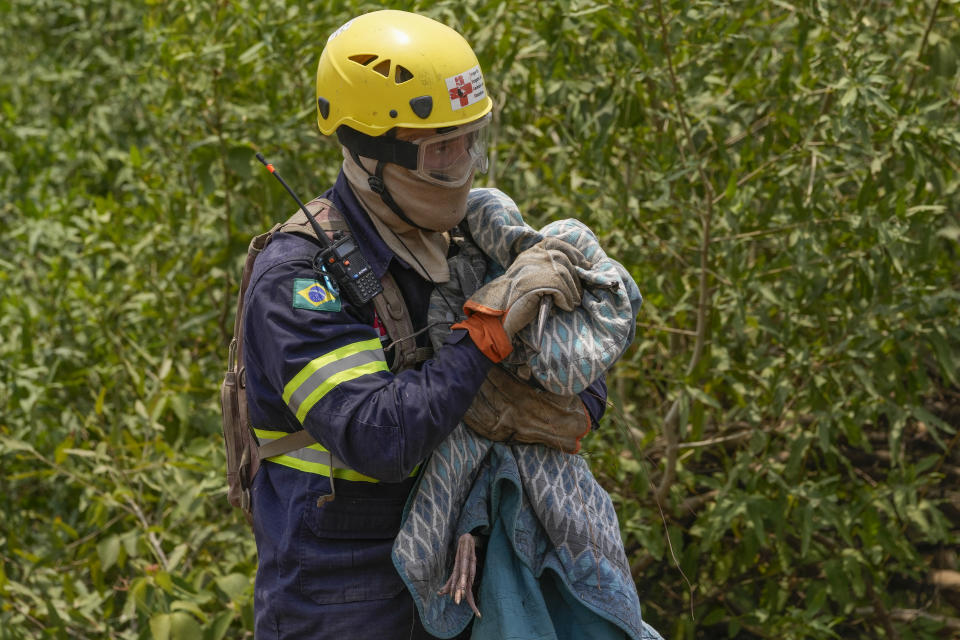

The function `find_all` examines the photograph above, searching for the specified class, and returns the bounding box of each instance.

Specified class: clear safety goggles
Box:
[411,113,491,187]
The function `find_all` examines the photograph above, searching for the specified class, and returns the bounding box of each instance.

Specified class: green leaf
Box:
[171,599,207,621]
[724,171,738,201]
[97,535,120,572]
[237,41,266,65]
[155,571,175,593]
[800,503,813,558]
[687,386,722,410]
[54,435,75,465]
[130,144,142,169]
[150,613,172,640]
[928,329,959,385]
[169,612,203,640]
[0,435,36,454]
[209,612,235,640]
[840,86,858,107]
[215,573,250,601]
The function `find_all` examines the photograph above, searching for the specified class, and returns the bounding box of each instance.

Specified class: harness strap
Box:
[255,428,421,482]
[257,429,319,459]
[374,270,420,371]
[278,204,349,237]
[282,197,424,375]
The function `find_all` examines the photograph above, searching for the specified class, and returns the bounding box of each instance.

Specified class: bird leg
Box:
[437,532,481,618]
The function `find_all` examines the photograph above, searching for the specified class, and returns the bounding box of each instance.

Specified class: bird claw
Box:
[437,533,481,618]
[534,297,552,350]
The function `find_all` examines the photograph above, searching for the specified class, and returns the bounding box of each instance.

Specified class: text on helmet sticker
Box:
[445,65,486,111]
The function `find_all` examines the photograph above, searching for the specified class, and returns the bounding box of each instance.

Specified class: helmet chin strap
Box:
[347,149,460,317]
[349,151,434,233]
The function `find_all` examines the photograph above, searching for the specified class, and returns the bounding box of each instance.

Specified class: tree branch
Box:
[124,496,169,570]
[865,576,901,640]
[651,0,716,507]
[906,0,943,94]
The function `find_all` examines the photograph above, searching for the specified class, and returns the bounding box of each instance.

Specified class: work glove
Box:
[452,237,589,362]
[463,365,592,453]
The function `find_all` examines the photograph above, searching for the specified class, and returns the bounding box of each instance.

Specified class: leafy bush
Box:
[1,0,957,638]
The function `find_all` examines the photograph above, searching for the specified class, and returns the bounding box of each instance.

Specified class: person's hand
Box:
[477,237,588,337]
[463,365,592,453]
[452,238,588,362]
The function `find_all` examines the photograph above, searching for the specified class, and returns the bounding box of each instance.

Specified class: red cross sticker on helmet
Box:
[445,66,486,112]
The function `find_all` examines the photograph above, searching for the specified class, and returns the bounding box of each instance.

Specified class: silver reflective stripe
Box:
[276,444,345,469]
[282,338,389,423]
[286,348,384,417]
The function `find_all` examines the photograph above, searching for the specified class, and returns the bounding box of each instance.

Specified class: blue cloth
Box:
[392,191,662,640]
[393,426,663,640]
[471,472,627,640]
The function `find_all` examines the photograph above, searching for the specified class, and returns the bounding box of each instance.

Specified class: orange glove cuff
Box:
[571,403,593,454]
[452,304,513,363]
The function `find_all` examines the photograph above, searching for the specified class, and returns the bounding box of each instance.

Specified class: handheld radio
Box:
[255,153,383,306]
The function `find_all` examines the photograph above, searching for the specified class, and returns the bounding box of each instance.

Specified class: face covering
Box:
[341,147,473,283]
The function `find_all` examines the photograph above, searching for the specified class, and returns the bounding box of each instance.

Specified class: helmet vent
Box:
[395,65,414,84]
[348,54,377,66]
[372,59,391,77]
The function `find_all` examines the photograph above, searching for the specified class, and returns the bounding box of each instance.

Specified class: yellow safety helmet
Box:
[316,10,493,136]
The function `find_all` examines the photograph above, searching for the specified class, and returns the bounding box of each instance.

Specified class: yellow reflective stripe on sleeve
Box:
[283,337,389,423]
[283,337,383,403]
[254,428,299,440]
[294,360,388,423]
[267,455,419,481]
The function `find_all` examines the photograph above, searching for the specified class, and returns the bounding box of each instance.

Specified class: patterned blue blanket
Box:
[391,189,662,640]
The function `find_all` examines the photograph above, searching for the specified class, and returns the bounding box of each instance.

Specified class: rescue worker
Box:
[242,10,607,638]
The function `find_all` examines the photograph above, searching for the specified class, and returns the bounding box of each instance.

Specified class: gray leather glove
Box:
[465,237,589,338]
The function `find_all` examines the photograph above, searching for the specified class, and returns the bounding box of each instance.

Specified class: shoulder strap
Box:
[278,197,349,239]
[279,198,430,373]
[373,271,420,372]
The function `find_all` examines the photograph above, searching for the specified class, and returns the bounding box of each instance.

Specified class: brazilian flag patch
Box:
[292,278,341,312]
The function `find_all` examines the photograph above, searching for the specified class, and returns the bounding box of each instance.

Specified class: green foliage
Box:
[1,0,958,638]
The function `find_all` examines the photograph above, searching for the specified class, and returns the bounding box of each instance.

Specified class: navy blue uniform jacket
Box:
[243,172,607,639]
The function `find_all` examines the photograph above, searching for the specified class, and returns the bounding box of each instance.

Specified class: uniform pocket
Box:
[297,494,406,605]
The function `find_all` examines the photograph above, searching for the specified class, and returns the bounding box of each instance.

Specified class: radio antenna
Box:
[255,152,333,250]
